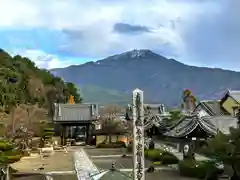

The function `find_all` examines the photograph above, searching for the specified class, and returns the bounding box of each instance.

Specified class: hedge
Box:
[145,149,179,165]
[0,141,14,151]
[178,159,224,179]
[96,141,126,148]
[0,140,22,165]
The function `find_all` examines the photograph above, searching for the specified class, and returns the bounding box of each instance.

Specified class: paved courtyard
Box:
[84,147,197,180]
[11,146,78,180]
[10,146,201,180]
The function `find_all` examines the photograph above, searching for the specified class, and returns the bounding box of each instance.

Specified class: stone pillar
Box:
[63,125,67,145]
[60,125,64,145]
[88,124,92,142]
[86,124,89,144]
[183,143,189,160]
[132,89,145,180]
[183,142,195,161]
[86,124,93,144]
[5,166,9,180]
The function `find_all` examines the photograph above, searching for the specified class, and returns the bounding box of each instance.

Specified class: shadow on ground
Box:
[12,173,77,180]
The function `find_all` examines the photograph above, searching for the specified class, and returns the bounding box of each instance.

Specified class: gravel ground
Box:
[11,147,78,173]
[11,146,80,180]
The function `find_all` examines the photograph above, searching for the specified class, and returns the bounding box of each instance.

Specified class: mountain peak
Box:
[106,49,160,61]
[52,49,240,106]
[122,49,156,58]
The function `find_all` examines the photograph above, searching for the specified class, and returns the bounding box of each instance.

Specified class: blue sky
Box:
[0,0,240,70]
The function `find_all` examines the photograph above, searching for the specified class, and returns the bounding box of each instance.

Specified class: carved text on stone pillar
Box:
[133,89,145,180]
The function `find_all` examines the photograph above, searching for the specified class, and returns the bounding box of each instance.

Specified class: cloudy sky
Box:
[0,0,240,70]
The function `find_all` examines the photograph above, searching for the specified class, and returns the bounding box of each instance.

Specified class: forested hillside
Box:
[0,49,81,115]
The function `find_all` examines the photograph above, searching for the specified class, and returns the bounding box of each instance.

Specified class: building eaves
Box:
[163,115,217,138]
[228,90,240,104]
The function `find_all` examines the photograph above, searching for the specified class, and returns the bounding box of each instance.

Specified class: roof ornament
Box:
[68,95,75,104]
[182,89,197,115]
[196,111,203,118]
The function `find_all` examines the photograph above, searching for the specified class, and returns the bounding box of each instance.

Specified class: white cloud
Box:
[11,49,73,69]
[1,0,239,70]
[0,0,123,29]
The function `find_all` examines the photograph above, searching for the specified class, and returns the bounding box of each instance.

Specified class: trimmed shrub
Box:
[127,143,133,152]
[160,154,179,165]
[178,159,223,179]
[145,149,164,161]
[96,141,126,148]
[0,140,22,165]
[115,141,127,148]
[127,145,179,165]
[145,149,179,165]
[0,141,14,151]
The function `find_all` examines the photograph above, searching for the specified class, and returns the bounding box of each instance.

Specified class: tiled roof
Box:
[126,104,169,118]
[163,114,238,137]
[228,90,240,103]
[194,100,230,116]
[125,104,169,130]
[53,103,99,122]
[202,100,221,115]
[144,113,166,130]
[203,115,238,134]
[163,114,217,137]
[144,104,162,115]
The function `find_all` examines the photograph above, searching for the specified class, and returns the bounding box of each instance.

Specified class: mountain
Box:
[81,85,130,105]
[51,49,240,107]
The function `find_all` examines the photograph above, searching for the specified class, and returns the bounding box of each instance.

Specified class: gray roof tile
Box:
[228,90,240,103]
[164,114,237,137]
[53,103,99,122]
[203,115,238,134]
[194,100,229,116]
[163,115,218,137]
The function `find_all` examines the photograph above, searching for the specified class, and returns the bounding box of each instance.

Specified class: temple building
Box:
[125,103,170,136]
[164,113,237,138]
[193,89,240,117]
[52,103,99,145]
[220,89,240,116]
[163,89,239,152]
[193,100,229,116]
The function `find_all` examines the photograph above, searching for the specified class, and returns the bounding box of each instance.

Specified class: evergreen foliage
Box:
[0,140,21,165]
[0,49,82,114]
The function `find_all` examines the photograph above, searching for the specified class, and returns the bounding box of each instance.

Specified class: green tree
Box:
[200,127,240,179]
[0,139,22,179]
[0,49,82,120]
[65,82,83,103]
[167,109,184,125]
